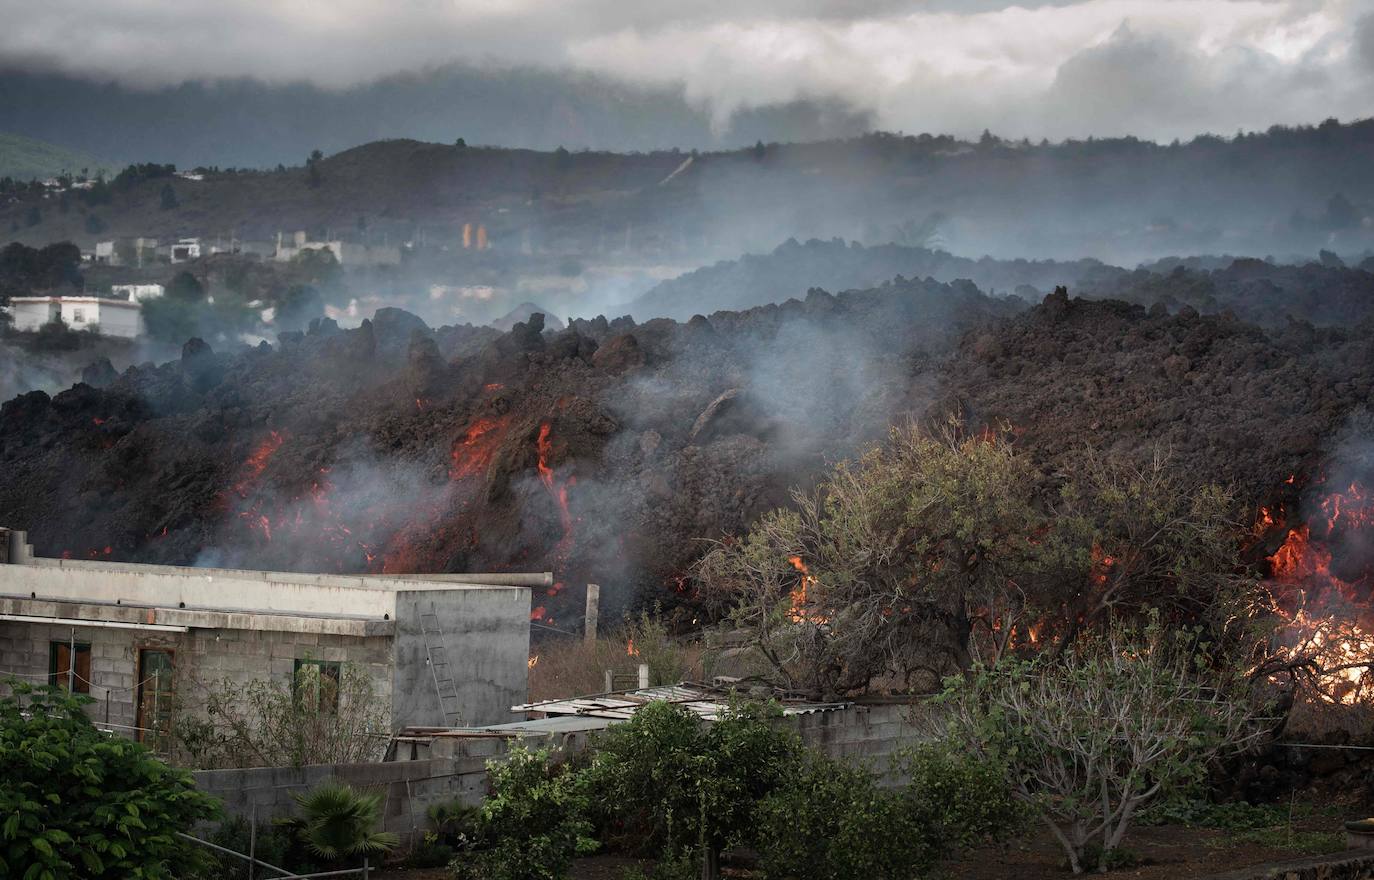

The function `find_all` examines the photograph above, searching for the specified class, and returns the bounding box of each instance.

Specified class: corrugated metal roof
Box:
[512,681,849,721]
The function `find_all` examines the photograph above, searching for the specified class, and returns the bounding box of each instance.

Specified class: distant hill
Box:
[2,119,1373,269]
[0,64,871,169]
[0,132,116,181]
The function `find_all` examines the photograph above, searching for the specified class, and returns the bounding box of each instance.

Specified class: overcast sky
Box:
[2,0,1372,141]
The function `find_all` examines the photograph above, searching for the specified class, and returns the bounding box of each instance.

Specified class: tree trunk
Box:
[701,847,720,880]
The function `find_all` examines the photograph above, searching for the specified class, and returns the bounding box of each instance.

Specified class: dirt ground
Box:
[944,822,1345,879]
[374,818,1350,880]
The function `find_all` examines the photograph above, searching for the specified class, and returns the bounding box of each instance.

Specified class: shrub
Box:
[173,661,388,768]
[276,783,399,864]
[0,681,221,879]
[581,700,802,875]
[754,745,1022,880]
[193,815,293,879]
[452,745,596,880]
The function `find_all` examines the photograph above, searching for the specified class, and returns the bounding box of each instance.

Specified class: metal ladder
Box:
[419,609,463,727]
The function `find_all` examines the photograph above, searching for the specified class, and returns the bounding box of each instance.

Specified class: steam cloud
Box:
[1,0,1371,143]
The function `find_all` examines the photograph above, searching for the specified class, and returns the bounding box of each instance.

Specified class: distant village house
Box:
[8,295,143,339]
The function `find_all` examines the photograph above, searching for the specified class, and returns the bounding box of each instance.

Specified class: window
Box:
[71,308,86,323]
[48,641,92,693]
[293,659,341,712]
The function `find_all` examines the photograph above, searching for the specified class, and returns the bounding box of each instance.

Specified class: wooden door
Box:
[136,649,175,750]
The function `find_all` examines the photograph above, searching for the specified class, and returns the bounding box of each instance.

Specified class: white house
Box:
[9,296,144,339]
[169,238,201,263]
[111,283,164,303]
[94,241,116,264]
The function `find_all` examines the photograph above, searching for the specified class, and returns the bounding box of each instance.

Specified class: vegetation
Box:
[0,681,221,879]
[451,745,596,880]
[935,618,1266,874]
[528,609,697,701]
[171,661,388,768]
[454,700,1016,880]
[276,783,399,863]
[0,132,115,182]
[698,418,1259,699]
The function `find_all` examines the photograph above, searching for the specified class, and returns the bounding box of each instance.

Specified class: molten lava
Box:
[536,422,577,569]
[233,431,285,497]
[450,415,512,481]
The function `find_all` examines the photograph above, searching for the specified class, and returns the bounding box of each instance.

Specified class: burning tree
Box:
[697,417,1061,698]
[697,417,1263,700]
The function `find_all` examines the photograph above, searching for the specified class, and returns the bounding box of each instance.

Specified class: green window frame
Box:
[292,659,342,712]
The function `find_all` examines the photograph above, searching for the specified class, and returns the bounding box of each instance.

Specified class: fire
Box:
[91,417,105,426]
[1263,479,1374,705]
[528,655,540,669]
[531,606,546,621]
[450,415,512,480]
[627,637,638,657]
[785,555,827,624]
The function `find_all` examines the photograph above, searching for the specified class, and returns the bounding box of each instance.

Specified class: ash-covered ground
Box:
[3,272,1373,626]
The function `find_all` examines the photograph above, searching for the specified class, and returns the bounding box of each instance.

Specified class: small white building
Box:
[8,296,144,339]
[94,241,116,264]
[169,238,201,263]
[111,283,165,303]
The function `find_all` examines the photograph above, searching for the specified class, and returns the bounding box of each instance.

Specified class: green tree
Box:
[159,183,178,210]
[167,270,206,302]
[306,150,323,188]
[698,418,1063,698]
[581,701,802,878]
[936,619,1266,874]
[0,681,221,879]
[453,745,596,880]
[754,745,1022,880]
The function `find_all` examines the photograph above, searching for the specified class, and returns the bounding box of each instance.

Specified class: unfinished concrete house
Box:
[0,529,544,744]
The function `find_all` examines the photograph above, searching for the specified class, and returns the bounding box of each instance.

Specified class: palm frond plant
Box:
[278,782,400,863]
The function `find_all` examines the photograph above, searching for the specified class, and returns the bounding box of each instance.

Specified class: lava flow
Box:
[450,415,513,481]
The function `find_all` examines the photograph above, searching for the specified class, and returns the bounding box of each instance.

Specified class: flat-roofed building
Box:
[8,296,144,338]
[0,529,541,745]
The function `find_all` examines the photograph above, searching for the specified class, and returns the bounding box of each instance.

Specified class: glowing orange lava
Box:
[450,415,512,481]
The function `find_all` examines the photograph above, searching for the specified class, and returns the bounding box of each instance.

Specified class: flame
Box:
[786,555,827,623]
[528,655,540,669]
[627,637,639,657]
[462,223,472,249]
[531,606,546,621]
[91,417,105,426]
[1263,479,1374,705]
[484,383,504,393]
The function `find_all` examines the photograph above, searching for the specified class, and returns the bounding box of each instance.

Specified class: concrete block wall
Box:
[194,756,493,839]
[0,621,393,740]
[793,702,933,784]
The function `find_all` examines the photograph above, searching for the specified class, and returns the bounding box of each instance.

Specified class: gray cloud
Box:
[0,0,1371,140]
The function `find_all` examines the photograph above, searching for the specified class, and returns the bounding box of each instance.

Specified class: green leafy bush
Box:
[582,700,803,870]
[754,745,1022,880]
[0,681,221,879]
[452,745,596,880]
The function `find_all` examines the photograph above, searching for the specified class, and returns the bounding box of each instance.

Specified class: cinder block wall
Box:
[193,756,492,839]
[0,621,392,740]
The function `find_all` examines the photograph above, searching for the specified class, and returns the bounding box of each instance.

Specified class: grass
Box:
[0,132,117,182]
[1140,795,1348,858]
